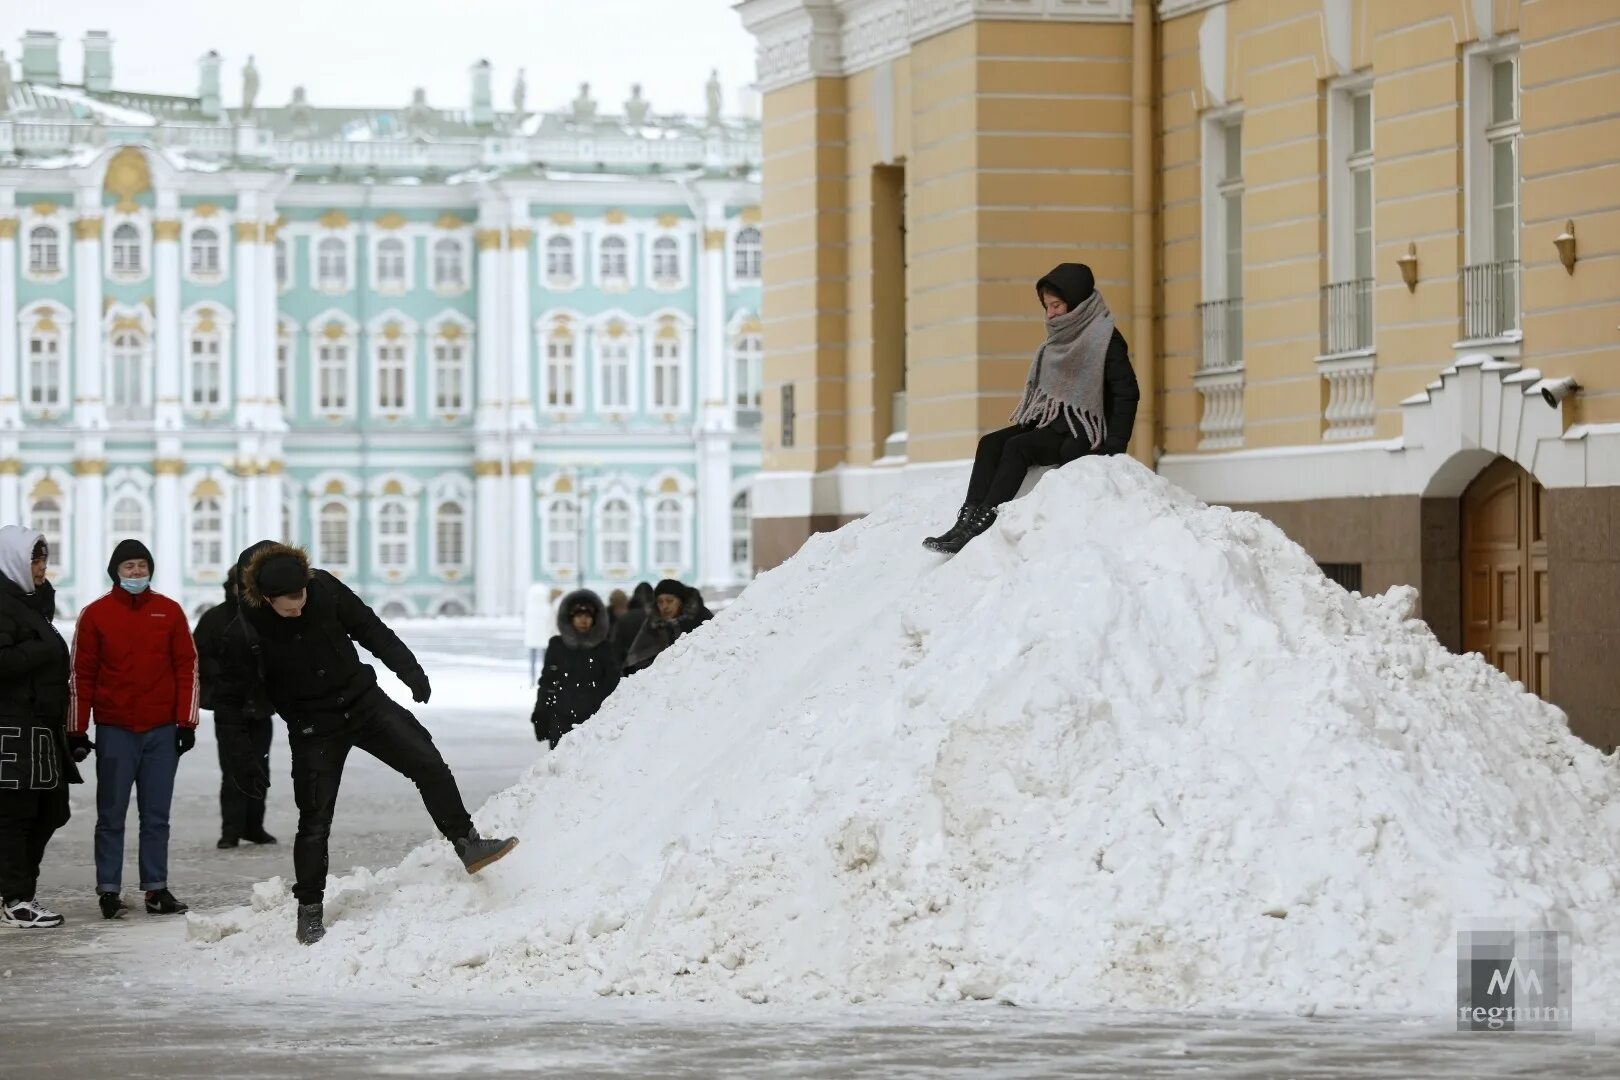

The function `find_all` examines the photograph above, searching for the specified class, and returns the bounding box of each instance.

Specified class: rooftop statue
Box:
[706,69,722,127]
[625,84,649,126]
[572,81,596,124]
[241,54,260,118]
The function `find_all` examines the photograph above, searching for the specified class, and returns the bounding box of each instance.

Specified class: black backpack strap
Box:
[234,612,267,684]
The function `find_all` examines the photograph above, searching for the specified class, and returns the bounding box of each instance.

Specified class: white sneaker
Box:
[1,899,65,929]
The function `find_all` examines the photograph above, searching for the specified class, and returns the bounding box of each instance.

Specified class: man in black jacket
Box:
[193,541,277,850]
[211,542,517,945]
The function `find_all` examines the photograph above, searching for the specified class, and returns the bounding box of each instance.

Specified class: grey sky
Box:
[3,1,758,118]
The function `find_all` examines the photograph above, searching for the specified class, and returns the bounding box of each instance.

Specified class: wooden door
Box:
[1462,457,1551,696]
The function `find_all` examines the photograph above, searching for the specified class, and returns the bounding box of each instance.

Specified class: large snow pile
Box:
[189,460,1620,1021]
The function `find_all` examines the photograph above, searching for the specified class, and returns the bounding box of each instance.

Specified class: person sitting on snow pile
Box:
[923,261,1139,555]
[531,589,621,748]
[622,579,713,676]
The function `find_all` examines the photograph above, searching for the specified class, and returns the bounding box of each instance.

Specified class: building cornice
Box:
[737,0,1133,91]
[1157,0,1224,19]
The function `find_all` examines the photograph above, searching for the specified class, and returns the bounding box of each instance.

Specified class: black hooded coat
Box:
[1031,262,1140,456]
[623,582,713,676]
[532,589,621,747]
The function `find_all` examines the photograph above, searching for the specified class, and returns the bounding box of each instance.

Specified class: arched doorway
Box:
[1461,457,1549,695]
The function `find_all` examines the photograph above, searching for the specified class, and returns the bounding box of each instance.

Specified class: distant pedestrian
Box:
[606,589,629,627]
[623,579,713,676]
[610,581,655,672]
[69,539,198,920]
[194,541,278,851]
[531,589,620,748]
[0,527,81,929]
[211,542,518,945]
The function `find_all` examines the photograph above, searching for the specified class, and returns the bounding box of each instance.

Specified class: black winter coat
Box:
[623,587,714,675]
[1038,328,1139,459]
[214,545,428,725]
[609,606,648,670]
[0,578,81,814]
[194,576,274,720]
[533,589,620,747]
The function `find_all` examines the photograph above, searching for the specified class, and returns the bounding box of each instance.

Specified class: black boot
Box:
[933,504,998,555]
[144,889,189,916]
[98,892,128,920]
[455,830,519,875]
[923,504,979,553]
[217,837,239,850]
[296,903,325,945]
[242,829,278,845]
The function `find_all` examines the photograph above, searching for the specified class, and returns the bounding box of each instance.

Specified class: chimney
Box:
[198,50,222,119]
[470,59,493,127]
[83,31,113,93]
[21,30,61,87]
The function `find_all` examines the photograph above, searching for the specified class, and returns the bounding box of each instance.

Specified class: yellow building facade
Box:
[737,0,1620,750]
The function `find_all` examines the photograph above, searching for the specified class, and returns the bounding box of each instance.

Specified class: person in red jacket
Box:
[69,538,198,920]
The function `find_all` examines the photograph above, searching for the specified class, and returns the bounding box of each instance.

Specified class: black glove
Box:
[176,727,196,756]
[67,733,93,763]
[407,672,432,704]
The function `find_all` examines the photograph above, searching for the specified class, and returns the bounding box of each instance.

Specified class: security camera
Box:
[1540,377,1580,408]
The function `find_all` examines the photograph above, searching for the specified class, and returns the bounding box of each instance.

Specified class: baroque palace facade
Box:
[0,31,764,619]
[737,0,1620,750]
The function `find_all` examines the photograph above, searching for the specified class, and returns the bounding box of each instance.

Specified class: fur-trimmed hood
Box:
[239,542,312,608]
[556,588,610,648]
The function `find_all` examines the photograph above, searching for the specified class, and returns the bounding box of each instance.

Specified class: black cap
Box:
[107,538,155,584]
[256,555,308,599]
[1035,263,1096,311]
[654,578,686,600]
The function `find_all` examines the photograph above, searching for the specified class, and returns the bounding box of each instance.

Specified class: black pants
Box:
[217,715,273,841]
[0,791,58,904]
[287,690,473,905]
[965,424,1077,507]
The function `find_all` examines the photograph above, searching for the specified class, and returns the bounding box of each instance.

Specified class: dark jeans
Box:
[217,715,273,841]
[287,690,473,905]
[94,724,179,893]
[0,791,58,903]
[965,424,1076,507]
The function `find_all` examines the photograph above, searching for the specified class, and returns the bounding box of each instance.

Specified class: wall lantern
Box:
[1554,220,1577,275]
[1396,242,1418,293]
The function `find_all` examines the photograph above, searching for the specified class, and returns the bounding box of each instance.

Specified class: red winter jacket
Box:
[69,588,199,735]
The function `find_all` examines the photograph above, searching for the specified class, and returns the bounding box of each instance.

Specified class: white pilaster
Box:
[153,446,183,593]
[474,449,504,617]
[72,191,106,431]
[509,445,535,613]
[233,200,260,426]
[258,218,281,429]
[694,190,738,590]
[153,195,183,434]
[74,456,106,611]
[473,198,507,616]
[0,195,20,523]
[506,200,533,432]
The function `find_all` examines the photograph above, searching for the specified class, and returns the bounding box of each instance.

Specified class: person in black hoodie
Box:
[0,527,81,929]
[194,540,277,850]
[923,262,1140,555]
[210,542,518,945]
[609,581,655,672]
[622,579,713,676]
[531,589,620,748]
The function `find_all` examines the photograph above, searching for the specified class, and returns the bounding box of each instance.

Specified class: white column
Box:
[506,205,533,432]
[0,203,20,524]
[258,218,281,427]
[233,212,260,425]
[153,448,183,591]
[694,200,737,591]
[473,201,506,615]
[474,451,504,616]
[509,447,534,612]
[72,198,106,430]
[153,202,183,434]
[74,456,106,611]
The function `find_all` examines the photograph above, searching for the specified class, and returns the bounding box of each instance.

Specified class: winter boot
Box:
[2,898,65,929]
[932,504,998,555]
[923,504,979,553]
[242,829,279,845]
[296,903,325,945]
[455,830,519,875]
[144,889,189,916]
[217,837,239,849]
[98,891,128,920]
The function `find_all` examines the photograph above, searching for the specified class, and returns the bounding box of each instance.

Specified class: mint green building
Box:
[0,31,764,617]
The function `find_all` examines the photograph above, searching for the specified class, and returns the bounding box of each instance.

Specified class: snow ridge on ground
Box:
[189,459,1620,1022]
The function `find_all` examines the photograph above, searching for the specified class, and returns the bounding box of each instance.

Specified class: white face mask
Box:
[119,576,151,595]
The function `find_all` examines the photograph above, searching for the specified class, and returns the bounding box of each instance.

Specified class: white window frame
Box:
[595,231,633,291]
[105,319,153,422]
[19,302,71,415]
[310,229,357,294]
[1200,108,1244,305]
[181,303,233,416]
[1462,40,1522,344]
[430,235,470,295]
[105,213,150,283]
[731,224,763,288]
[592,315,638,415]
[733,329,763,409]
[427,313,474,418]
[431,497,470,578]
[308,312,359,419]
[542,495,582,578]
[595,494,636,577]
[23,214,66,282]
[542,222,581,290]
[368,313,418,418]
[1327,78,1374,288]
[731,486,752,578]
[276,316,298,418]
[647,231,686,291]
[27,494,67,583]
[539,314,583,414]
[188,494,227,576]
[312,492,357,573]
[373,497,416,577]
[370,231,413,295]
[650,495,687,573]
[183,212,231,285]
[647,313,693,413]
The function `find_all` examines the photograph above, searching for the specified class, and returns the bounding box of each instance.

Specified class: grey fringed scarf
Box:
[1010,290,1114,448]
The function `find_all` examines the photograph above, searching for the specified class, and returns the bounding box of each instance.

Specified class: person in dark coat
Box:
[622,579,713,676]
[531,589,620,748]
[924,262,1140,554]
[210,542,518,945]
[0,527,81,929]
[194,540,278,850]
[609,581,655,671]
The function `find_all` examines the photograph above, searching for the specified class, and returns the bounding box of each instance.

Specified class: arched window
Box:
[433,333,469,413]
[732,490,752,576]
[189,227,221,276]
[28,226,61,275]
[376,500,412,570]
[545,327,577,409]
[380,601,411,620]
[108,329,148,420]
[29,499,63,569]
[598,330,631,411]
[599,235,628,284]
[317,334,350,411]
[651,330,682,410]
[546,234,575,281]
[438,599,470,617]
[434,501,467,571]
[317,237,348,290]
[734,332,762,409]
[734,226,762,280]
[374,332,409,412]
[190,496,224,571]
[111,495,146,537]
[599,498,632,572]
[653,497,683,568]
[112,222,143,276]
[651,236,680,286]
[318,501,350,566]
[546,498,579,571]
[275,237,290,289]
[375,236,407,289]
[189,327,223,408]
[26,321,64,409]
[432,238,464,290]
